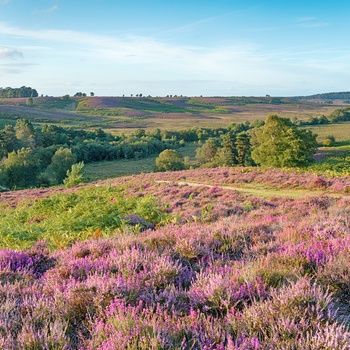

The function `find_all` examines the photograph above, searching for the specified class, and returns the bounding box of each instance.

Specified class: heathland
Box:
[0,92,350,348]
[0,94,348,133]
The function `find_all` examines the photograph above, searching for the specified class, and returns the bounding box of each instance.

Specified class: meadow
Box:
[0,167,350,348]
[84,142,198,181]
[306,122,350,143]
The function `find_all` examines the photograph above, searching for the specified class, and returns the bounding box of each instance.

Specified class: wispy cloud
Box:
[0,47,23,60]
[0,62,36,77]
[33,5,58,15]
[297,17,329,28]
[157,15,221,35]
[0,21,258,76]
[0,21,348,96]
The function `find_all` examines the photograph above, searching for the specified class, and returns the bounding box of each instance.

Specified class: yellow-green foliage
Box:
[0,185,168,250]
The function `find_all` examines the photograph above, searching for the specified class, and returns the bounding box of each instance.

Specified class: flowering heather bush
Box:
[0,167,349,348]
[188,268,268,315]
[228,277,350,349]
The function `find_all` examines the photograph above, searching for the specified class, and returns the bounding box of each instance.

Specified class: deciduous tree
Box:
[155,149,185,171]
[251,114,317,168]
[3,148,40,188]
[46,147,77,184]
[195,138,219,166]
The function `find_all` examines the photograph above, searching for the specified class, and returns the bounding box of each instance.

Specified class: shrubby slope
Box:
[0,167,350,348]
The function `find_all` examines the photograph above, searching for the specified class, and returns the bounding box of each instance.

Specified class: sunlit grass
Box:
[306,122,350,142]
[85,143,198,181]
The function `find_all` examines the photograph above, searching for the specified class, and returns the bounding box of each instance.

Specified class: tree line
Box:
[155,114,318,171]
[0,119,235,189]
[0,86,38,98]
[294,107,350,126]
[0,114,320,189]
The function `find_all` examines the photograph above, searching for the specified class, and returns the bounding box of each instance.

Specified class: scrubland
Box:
[0,167,350,349]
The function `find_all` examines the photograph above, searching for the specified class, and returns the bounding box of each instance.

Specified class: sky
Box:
[0,0,350,97]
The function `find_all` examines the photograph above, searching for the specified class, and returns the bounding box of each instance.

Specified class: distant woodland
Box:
[293,91,350,100]
[0,86,38,98]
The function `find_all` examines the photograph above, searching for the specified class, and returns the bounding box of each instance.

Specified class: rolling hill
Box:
[0,94,347,133]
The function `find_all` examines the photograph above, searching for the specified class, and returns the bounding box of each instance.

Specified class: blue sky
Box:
[0,0,349,97]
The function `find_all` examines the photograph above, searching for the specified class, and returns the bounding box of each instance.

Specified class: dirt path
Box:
[155,180,338,199]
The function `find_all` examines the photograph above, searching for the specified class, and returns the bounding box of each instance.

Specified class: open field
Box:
[306,122,350,142]
[0,167,350,348]
[84,142,198,181]
[0,96,347,134]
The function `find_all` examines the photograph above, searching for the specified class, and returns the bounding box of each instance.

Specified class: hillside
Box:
[293,91,350,100]
[0,95,346,133]
[0,167,350,348]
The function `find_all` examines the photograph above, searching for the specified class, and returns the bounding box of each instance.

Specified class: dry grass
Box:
[306,122,350,142]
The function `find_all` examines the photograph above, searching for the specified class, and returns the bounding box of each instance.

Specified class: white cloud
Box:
[0,21,349,96]
[0,47,23,60]
[0,21,261,80]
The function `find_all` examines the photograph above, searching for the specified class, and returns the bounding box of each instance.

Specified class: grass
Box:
[0,118,15,129]
[158,178,337,199]
[308,144,350,175]
[85,142,198,181]
[222,184,329,199]
[305,122,350,142]
[85,156,158,181]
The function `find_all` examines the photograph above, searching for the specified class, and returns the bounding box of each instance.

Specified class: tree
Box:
[61,94,70,101]
[74,92,86,97]
[64,161,85,188]
[26,97,33,106]
[0,86,38,98]
[0,125,20,158]
[2,148,40,188]
[217,132,237,166]
[155,149,185,171]
[195,138,219,166]
[251,114,318,168]
[235,132,253,166]
[323,135,336,147]
[14,119,36,149]
[46,147,77,184]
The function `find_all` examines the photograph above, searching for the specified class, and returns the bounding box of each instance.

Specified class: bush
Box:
[155,149,185,171]
[64,161,85,188]
[323,135,336,147]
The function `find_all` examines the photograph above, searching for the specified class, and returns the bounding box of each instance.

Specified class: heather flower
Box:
[188,268,268,315]
[0,249,54,278]
[228,277,350,348]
